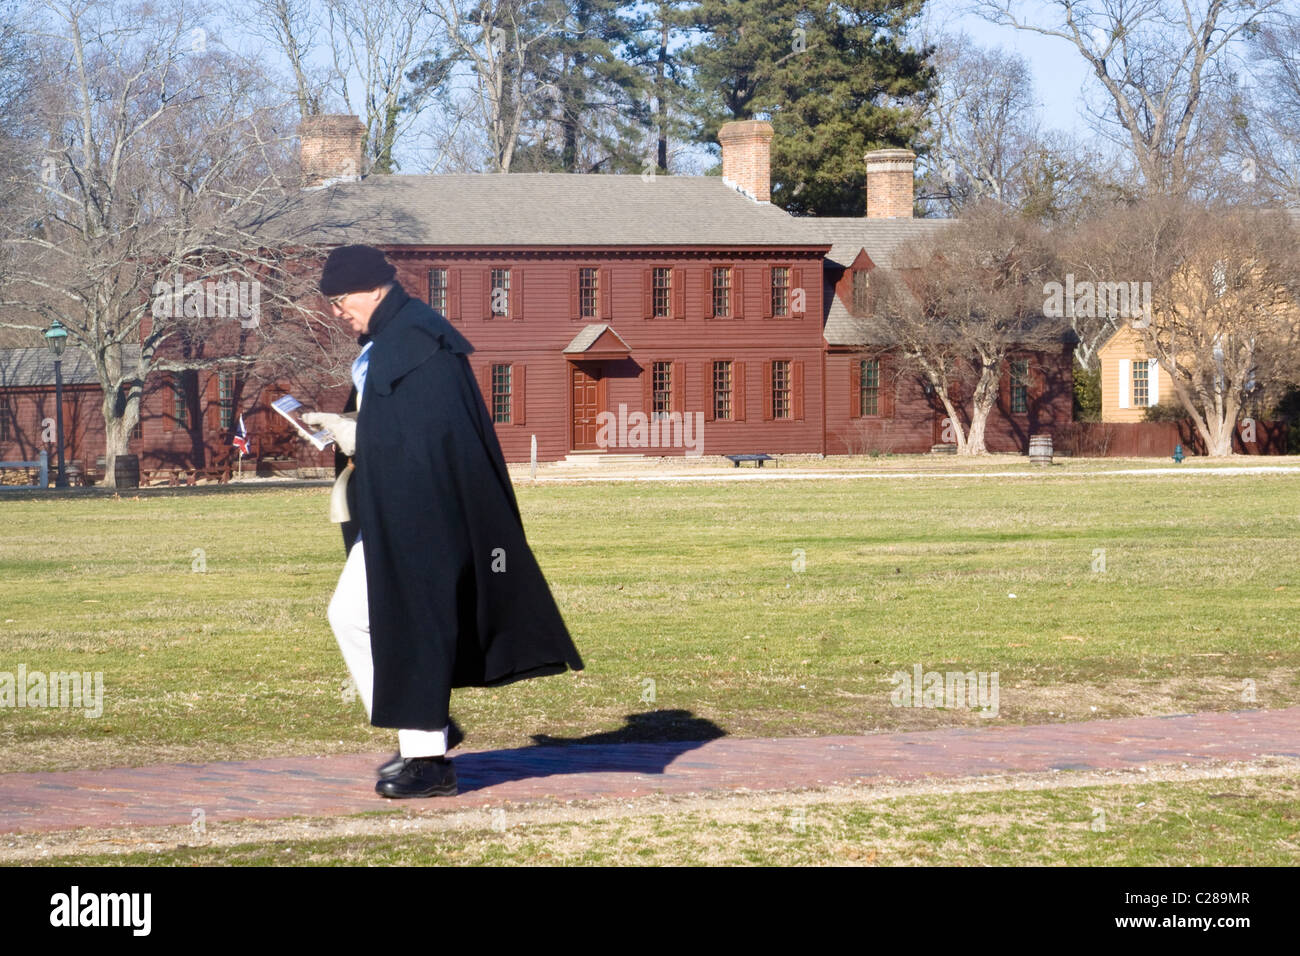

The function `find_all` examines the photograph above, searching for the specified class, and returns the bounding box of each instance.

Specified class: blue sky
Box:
[921,1,1098,138]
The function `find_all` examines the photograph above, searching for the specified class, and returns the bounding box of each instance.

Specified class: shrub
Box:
[1143,400,1191,422]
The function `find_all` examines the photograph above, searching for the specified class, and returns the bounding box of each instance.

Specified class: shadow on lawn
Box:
[452,709,725,793]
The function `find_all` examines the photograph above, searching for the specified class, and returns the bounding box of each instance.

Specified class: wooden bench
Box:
[725,453,775,468]
[141,466,231,487]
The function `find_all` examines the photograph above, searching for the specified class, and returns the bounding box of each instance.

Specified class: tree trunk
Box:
[934,386,966,453]
[964,365,1001,456]
[100,376,141,490]
[101,392,131,489]
[1200,409,1236,457]
[965,407,990,455]
[1181,386,1238,457]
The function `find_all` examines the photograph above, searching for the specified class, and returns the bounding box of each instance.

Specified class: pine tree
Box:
[623,0,699,174]
[513,0,652,173]
[683,0,933,215]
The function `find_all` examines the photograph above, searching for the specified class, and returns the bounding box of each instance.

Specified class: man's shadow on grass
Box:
[452,709,725,794]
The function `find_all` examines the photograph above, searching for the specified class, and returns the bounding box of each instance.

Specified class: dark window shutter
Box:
[203,373,216,434]
[481,269,491,320]
[475,363,491,407]
[672,360,685,413]
[672,267,685,319]
[793,360,805,421]
[513,363,525,424]
[763,360,773,421]
[705,362,715,422]
[511,268,524,322]
[448,269,461,320]
[999,358,1011,412]
[850,358,862,418]
[599,267,611,320]
[703,268,714,319]
[733,267,744,319]
[569,269,579,318]
[763,266,773,318]
[642,363,653,414]
[792,267,804,317]
[642,269,652,319]
[734,361,746,422]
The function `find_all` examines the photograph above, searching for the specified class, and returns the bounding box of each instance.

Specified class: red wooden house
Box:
[0,117,1074,478]
[272,116,1074,462]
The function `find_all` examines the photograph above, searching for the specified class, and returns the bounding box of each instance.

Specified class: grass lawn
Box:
[1,469,1297,773]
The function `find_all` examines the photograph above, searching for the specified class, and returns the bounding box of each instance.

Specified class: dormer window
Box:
[852,269,871,313]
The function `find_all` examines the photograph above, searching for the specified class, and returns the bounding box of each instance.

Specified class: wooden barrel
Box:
[113,453,140,488]
[1028,434,1053,465]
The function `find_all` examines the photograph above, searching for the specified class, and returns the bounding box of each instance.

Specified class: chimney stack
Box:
[718,120,774,203]
[299,114,365,189]
[863,148,916,218]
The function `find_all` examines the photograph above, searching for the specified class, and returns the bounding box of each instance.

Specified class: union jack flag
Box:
[232,415,249,456]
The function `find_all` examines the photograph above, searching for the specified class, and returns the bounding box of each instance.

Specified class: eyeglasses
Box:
[327,293,351,307]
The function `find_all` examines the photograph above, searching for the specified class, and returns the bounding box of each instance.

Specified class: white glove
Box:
[301,411,358,457]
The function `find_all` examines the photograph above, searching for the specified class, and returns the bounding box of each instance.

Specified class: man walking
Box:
[305,245,584,799]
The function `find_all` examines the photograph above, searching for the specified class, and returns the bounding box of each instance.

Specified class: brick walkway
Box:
[2,707,1297,835]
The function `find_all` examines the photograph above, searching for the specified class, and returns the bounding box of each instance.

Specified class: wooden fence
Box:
[0,449,50,488]
[1054,420,1291,457]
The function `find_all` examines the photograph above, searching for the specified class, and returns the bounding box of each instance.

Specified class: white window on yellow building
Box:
[1119,357,1159,409]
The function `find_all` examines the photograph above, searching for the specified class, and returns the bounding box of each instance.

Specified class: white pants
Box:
[328,540,449,758]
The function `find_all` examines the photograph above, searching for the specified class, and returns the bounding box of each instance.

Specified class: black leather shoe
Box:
[375,756,457,798]
[376,718,465,779]
[376,750,404,778]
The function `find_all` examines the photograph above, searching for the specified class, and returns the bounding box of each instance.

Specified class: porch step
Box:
[929,443,958,454]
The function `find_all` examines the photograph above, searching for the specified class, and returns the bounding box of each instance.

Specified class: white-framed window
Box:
[1119,358,1159,409]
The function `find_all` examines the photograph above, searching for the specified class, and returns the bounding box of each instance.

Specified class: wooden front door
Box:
[571,365,601,450]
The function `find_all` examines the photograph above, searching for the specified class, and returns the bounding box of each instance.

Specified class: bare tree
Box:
[423,0,566,172]
[324,0,455,174]
[915,33,1121,221]
[1052,204,1147,370]
[233,0,328,121]
[870,202,1064,454]
[1216,17,1300,206]
[1069,198,1300,455]
[974,0,1289,197]
[0,0,344,486]
[918,34,1038,210]
[0,0,37,287]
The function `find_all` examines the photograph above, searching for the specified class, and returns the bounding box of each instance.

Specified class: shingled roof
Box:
[818,216,955,271]
[0,346,140,388]
[815,217,1075,349]
[816,217,955,346]
[254,173,832,248]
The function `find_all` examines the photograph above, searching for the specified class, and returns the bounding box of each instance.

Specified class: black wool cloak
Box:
[334,284,583,731]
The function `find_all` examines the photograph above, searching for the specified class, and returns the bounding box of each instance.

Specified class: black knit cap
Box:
[319,244,397,296]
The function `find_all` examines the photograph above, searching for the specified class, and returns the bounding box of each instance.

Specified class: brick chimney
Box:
[299,114,365,188]
[864,148,916,218]
[718,120,774,203]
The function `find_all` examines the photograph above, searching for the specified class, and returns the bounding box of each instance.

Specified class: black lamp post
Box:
[44,319,68,488]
